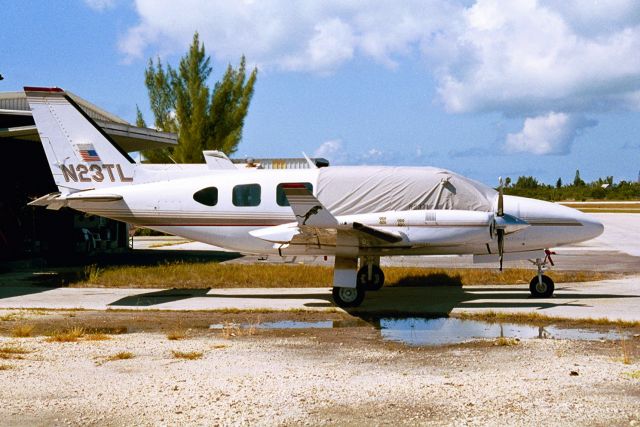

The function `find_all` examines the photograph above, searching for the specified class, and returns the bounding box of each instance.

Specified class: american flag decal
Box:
[76,144,101,162]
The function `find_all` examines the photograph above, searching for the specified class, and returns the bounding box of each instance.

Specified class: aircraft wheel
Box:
[357,265,385,291]
[332,284,365,308]
[529,275,554,298]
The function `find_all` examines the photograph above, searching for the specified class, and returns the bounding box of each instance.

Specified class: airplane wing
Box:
[249,184,403,249]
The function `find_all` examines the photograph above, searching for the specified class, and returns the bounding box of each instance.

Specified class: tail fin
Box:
[25,87,137,193]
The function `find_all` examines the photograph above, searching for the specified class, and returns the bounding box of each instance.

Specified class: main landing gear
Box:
[332,256,385,308]
[529,250,556,298]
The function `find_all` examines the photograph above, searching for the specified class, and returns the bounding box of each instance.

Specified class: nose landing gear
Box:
[529,250,556,298]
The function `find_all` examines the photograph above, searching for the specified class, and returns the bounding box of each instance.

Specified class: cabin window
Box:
[233,184,261,206]
[193,187,218,206]
[276,182,313,207]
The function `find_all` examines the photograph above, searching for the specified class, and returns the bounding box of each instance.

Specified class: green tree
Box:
[140,32,257,163]
[556,177,562,189]
[135,105,146,128]
[573,169,585,186]
[514,176,539,189]
[207,56,257,155]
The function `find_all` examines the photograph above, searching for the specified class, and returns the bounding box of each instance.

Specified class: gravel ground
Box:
[0,327,638,426]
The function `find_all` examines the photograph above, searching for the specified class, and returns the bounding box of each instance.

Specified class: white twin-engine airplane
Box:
[26,86,604,307]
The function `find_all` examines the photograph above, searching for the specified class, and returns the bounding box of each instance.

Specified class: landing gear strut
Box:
[529,250,555,298]
[331,256,386,308]
[357,257,385,291]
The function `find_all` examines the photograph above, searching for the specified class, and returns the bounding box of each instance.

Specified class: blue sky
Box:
[2,0,640,186]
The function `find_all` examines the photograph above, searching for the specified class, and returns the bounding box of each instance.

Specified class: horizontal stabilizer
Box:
[28,192,65,210]
[28,191,123,210]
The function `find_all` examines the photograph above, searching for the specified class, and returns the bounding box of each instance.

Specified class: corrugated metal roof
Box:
[0,90,177,151]
[0,90,128,124]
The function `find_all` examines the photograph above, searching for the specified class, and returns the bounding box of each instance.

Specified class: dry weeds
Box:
[456,311,640,328]
[494,337,520,346]
[46,327,85,343]
[85,333,111,341]
[0,345,31,360]
[72,262,612,289]
[166,329,187,340]
[219,322,258,339]
[105,351,134,361]
[619,330,634,365]
[0,312,24,322]
[172,350,203,360]
[11,324,35,338]
[0,364,13,370]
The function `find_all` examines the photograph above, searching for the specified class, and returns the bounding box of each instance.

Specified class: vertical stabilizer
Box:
[24,87,137,193]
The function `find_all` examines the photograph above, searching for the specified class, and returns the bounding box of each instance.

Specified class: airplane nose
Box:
[580,215,604,241]
[502,195,605,246]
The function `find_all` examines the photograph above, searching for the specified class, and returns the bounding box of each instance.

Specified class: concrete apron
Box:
[0,276,638,322]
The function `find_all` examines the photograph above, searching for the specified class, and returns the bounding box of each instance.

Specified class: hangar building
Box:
[0,90,177,262]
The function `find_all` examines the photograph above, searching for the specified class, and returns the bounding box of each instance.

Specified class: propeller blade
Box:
[497,177,504,217]
[497,228,505,271]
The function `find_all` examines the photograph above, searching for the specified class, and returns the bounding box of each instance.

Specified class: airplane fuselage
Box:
[68,166,603,257]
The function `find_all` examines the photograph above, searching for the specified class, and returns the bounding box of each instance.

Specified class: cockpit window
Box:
[233,184,261,207]
[193,187,218,206]
[276,182,313,206]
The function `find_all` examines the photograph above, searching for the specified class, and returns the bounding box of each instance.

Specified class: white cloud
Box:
[429,0,640,115]
[118,0,458,73]
[119,0,640,154]
[313,139,348,164]
[84,0,116,11]
[505,112,596,155]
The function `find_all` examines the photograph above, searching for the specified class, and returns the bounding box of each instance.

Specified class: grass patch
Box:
[172,350,203,360]
[45,326,85,343]
[0,364,13,371]
[11,324,35,338]
[627,370,640,379]
[105,351,134,361]
[72,262,612,289]
[455,311,640,328]
[166,329,187,340]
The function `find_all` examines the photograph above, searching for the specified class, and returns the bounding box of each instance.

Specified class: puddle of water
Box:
[379,318,627,346]
[210,317,630,346]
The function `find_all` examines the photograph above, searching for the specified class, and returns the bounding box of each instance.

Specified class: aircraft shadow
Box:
[0,285,57,300]
[109,288,213,307]
[106,284,639,317]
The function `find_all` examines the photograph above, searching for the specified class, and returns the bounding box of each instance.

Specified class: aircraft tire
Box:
[357,265,385,291]
[529,275,554,298]
[332,284,366,308]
